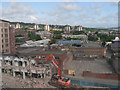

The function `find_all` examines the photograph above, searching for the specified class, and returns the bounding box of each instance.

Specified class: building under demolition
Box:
[0,54,51,79]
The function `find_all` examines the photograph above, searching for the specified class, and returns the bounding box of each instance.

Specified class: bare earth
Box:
[2,73,55,88]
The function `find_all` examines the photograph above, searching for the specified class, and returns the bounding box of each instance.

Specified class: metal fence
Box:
[71,79,118,88]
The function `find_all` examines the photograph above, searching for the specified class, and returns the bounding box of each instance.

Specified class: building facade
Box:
[65,25,70,33]
[77,25,82,31]
[16,23,20,29]
[0,20,16,54]
[34,24,39,30]
[44,24,50,32]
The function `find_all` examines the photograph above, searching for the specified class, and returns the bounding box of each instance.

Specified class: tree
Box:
[88,35,98,41]
[15,38,20,42]
[28,31,42,41]
[72,31,85,35]
[54,35,62,39]
[37,28,44,31]
[15,34,24,37]
[53,31,64,34]
[51,39,56,44]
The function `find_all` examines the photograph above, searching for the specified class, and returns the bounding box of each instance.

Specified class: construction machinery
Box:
[45,54,71,87]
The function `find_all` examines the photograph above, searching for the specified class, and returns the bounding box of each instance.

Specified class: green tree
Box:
[28,31,42,41]
[53,31,64,34]
[88,35,98,41]
[51,39,56,44]
[15,38,20,42]
[54,35,62,39]
[72,31,85,35]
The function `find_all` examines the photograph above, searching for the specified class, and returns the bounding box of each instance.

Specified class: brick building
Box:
[17,48,68,68]
[9,26,16,54]
[71,47,106,60]
[0,20,16,54]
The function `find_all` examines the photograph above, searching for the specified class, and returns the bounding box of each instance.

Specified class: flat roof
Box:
[58,40,81,44]
[17,48,65,55]
[0,19,10,22]
[82,41,101,48]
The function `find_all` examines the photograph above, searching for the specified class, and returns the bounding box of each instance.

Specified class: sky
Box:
[0,1,118,28]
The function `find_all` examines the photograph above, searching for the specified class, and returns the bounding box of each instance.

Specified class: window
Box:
[5,29,7,33]
[2,45,4,48]
[4,23,8,27]
[42,56,46,59]
[5,34,8,37]
[55,56,60,60]
[5,39,8,42]
[6,44,8,47]
[6,49,8,52]
[1,34,3,37]
[24,61,27,67]
[1,28,3,32]
[0,23,3,27]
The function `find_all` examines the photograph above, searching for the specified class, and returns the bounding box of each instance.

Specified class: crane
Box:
[45,54,71,87]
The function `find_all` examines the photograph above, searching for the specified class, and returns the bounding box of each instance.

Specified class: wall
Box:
[83,71,119,80]
[71,47,106,59]
[9,27,16,54]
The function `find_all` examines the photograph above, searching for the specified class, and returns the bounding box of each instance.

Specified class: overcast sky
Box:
[0,2,118,28]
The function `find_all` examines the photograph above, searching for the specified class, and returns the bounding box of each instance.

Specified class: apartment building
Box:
[64,25,70,33]
[0,20,16,54]
[44,24,50,32]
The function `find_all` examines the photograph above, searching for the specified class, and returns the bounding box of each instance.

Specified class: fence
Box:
[71,79,118,88]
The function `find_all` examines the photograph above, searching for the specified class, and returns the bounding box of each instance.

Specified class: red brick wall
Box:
[71,47,106,58]
[18,51,67,67]
[83,71,119,80]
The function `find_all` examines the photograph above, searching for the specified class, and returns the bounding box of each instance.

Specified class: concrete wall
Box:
[83,71,119,80]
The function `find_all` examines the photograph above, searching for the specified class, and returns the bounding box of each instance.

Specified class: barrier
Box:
[71,79,118,88]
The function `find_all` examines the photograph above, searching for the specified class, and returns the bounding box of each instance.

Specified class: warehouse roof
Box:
[58,40,81,44]
[17,48,65,55]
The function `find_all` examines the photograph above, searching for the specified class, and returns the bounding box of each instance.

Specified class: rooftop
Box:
[81,41,101,48]
[58,40,81,45]
[17,48,66,55]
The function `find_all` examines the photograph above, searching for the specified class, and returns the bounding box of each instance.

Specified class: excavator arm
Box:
[45,54,61,76]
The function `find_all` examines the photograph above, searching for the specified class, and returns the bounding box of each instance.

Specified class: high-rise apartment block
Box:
[65,25,71,33]
[77,25,82,31]
[44,24,50,32]
[0,20,16,54]
[16,23,20,29]
[34,24,39,30]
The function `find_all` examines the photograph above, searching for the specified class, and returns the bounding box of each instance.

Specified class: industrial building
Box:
[62,34,88,40]
[35,31,52,39]
[20,39,51,47]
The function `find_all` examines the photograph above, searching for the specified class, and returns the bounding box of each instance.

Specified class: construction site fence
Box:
[71,79,119,89]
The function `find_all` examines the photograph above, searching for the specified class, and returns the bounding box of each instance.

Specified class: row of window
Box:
[2,49,9,53]
[1,34,8,38]
[0,23,9,27]
[2,39,8,43]
[1,28,8,33]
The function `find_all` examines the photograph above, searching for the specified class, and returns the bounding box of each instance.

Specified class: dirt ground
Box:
[2,73,55,88]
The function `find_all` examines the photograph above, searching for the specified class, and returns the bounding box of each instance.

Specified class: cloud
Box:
[1,2,37,23]
[1,2,118,28]
[59,3,82,12]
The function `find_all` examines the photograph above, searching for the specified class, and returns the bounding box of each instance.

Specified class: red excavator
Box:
[45,54,71,87]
